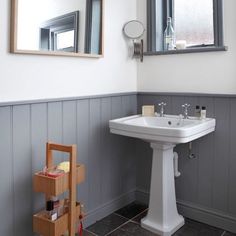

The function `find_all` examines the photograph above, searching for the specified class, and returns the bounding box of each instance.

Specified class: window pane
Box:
[56,30,74,50]
[91,0,101,54]
[174,0,214,46]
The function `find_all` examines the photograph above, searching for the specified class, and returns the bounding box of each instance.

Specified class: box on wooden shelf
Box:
[33,202,81,236]
[33,164,85,196]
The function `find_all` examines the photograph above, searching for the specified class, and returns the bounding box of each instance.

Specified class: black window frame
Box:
[146,0,227,55]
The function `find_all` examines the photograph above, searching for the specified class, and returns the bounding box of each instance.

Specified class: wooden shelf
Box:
[33,202,81,236]
[34,164,85,196]
[33,142,84,236]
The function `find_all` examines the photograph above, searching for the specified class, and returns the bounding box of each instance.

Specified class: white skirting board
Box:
[136,189,236,234]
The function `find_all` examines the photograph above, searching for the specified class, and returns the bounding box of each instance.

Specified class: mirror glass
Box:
[12,0,103,57]
[123,21,145,39]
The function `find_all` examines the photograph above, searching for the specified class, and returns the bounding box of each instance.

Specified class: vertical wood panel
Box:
[130,95,138,115]
[62,101,77,198]
[89,99,102,209]
[31,103,47,213]
[180,97,200,203]
[136,140,152,192]
[198,97,215,207]
[171,96,185,116]
[213,98,230,212]
[100,97,112,203]
[62,101,77,145]
[13,105,32,236]
[121,96,136,193]
[128,95,137,190]
[0,107,14,236]
[175,143,188,200]
[47,102,63,165]
[137,95,144,114]
[111,96,123,198]
[77,100,90,210]
[229,98,236,214]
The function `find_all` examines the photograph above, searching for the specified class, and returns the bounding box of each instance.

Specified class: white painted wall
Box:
[0,0,137,102]
[137,0,236,94]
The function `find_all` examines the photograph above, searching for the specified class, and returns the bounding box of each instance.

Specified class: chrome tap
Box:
[158,102,167,117]
[182,104,191,119]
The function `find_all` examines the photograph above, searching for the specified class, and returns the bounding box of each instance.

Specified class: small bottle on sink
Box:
[200,106,207,120]
[195,105,201,119]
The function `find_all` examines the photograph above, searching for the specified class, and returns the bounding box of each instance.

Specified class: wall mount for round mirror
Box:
[123,20,145,62]
[133,40,144,62]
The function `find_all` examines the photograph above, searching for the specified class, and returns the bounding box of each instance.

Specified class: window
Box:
[147,0,225,54]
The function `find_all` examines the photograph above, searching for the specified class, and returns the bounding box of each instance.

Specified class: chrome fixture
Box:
[123,20,145,62]
[182,104,191,119]
[158,102,167,117]
[188,142,196,159]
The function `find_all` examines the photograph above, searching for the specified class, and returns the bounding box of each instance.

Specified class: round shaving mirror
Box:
[123,20,145,62]
[123,20,145,39]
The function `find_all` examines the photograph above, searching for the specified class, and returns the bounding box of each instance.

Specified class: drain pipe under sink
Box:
[174,152,181,177]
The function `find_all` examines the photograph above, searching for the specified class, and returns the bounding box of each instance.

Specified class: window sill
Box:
[144,46,228,56]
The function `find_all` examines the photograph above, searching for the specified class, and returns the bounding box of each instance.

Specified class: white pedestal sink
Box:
[109,115,216,236]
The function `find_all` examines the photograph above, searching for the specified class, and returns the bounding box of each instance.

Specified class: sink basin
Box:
[109,114,216,144]
[109,114,216,236]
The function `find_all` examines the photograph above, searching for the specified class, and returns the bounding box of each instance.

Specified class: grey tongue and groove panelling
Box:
[0,94,137,236]
[1,92,236,235]
[137,94,236,232]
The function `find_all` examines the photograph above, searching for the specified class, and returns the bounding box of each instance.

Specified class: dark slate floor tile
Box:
[80,230,97,236]
[107,222,159,236]
[173,218,224,236]
[224,232,236,236]
[115,201,148,219]
[86,214,128,236]
[131,209,148,223]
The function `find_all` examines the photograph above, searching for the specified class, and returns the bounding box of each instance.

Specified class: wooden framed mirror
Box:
[11,0,104,58]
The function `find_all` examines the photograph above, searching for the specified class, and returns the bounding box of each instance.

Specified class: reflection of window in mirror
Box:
[146,0,226,55]
[56,30,75,51]
[40,11,79,52]
[11,0,104,57]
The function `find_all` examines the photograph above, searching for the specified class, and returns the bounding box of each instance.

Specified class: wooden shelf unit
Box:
[33,142,85,236]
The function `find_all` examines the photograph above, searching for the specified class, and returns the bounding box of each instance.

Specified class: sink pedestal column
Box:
[141,143,184,236]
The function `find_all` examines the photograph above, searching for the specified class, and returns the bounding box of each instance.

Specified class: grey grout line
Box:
[84,229,99,236]
[85,213,131,236]
[129,208,148,222]
[129,220,142,226]
[112,212,130,221]
[105,210,149,236]
[221,231,226,236]
[105,220,132,236]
